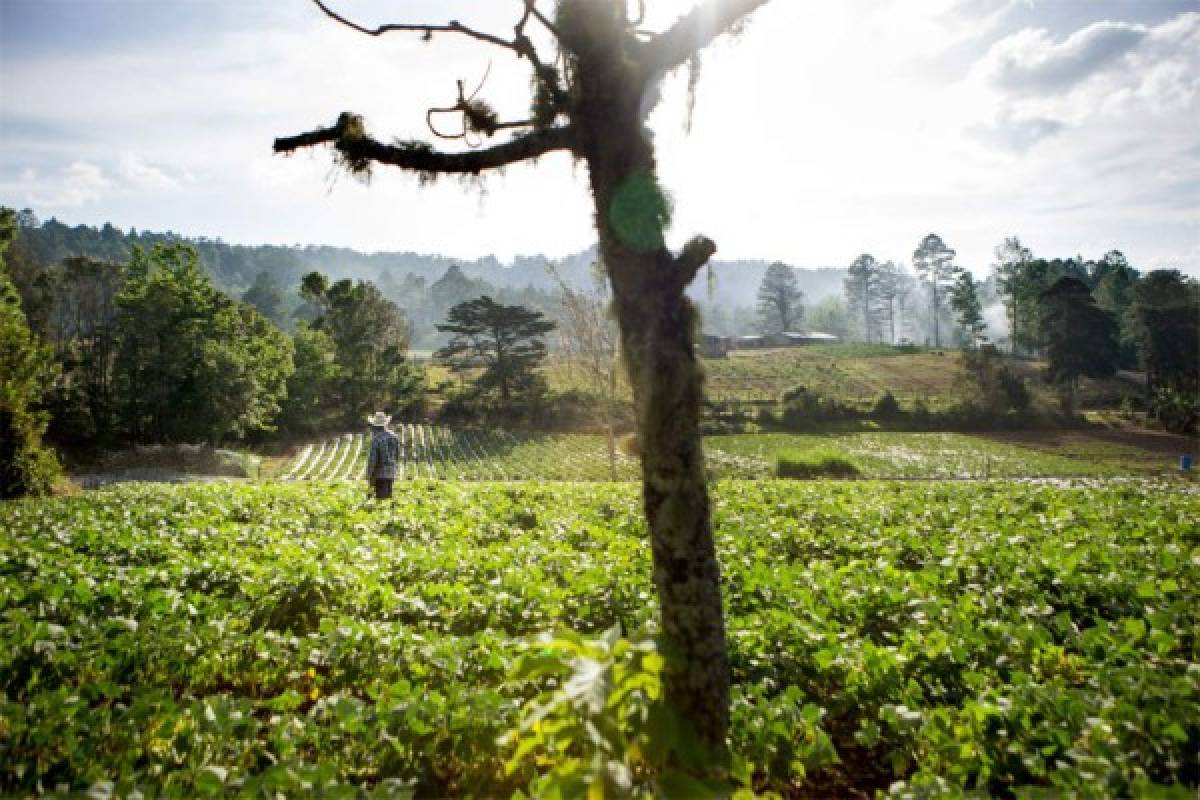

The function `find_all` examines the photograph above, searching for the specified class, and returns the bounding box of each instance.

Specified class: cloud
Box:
[969,111,1065,153]
[935,0,1029,39]
[118,153,181,191]
[979,20,1147,95]
[0,160,112,207]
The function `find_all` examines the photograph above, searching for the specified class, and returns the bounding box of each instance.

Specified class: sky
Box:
[1,0,1198,276]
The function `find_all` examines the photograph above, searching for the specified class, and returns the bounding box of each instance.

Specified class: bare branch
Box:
[527,3,564,41]
[312,0,518,52]
[274,112,576,177]
[673,235,717,291]
[640,0,771,74]
[311,1,567,119]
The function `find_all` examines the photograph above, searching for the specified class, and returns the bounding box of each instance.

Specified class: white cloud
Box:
[119,153,181,191]
[978,21,1147,95]
[1,2,1196,277]
[0,160,112,208]
[968,110,1065,153]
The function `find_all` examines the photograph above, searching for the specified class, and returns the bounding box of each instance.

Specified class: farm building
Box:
[699,331,840,357]
[770,331,840,346]
[700,334,731,358]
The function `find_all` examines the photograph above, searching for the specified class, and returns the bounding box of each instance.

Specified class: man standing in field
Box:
[365,412,400,500]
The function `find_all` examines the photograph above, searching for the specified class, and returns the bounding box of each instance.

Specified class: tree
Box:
[0,208,61,498]
[301,272,421,424]
[551,262,623,478]
[1090,251,1140,369]
[873,260,907,345]
[42,255,125,442]
[276,0,771,754]
[912,233,957,347]
[756,261,804,335]
[279,324,342,435]
[242,269,289,329]
[113,243,293,444]
[992,236,1033,354]
[276,0,769,752]
[1130,269,1199,400]
[806,296,851,341]
[1039,277,1118,409]
[843,254,881,343]
[949,269,986,348]
[436,296,555,411]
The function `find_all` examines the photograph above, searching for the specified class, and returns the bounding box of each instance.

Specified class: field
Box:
[280,426,640,482]
[2,480,1196,797]
[278,428,1191,483]
[539,345,1147,411]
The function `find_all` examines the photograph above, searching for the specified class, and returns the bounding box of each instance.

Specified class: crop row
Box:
[283,426,640,483]
[282,430,1182,483]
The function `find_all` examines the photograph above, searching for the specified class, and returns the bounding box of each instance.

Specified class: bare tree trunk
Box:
[606,360,617,481]
[933,284,940,347]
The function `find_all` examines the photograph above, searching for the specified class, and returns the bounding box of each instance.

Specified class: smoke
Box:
[983,302,1010,342]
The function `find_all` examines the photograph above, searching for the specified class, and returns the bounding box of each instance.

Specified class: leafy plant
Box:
[502,626,735,797]
[775,448,860,479]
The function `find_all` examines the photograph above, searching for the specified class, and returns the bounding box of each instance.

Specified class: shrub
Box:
[0,408,60,498]
[775,447,860,479]
[1152,387,1198,434]
[871,391,901,420]
[778,388,857,431]
[962,345,1031,417]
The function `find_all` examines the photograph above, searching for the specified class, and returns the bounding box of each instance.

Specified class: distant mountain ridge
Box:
[11,213,848,307]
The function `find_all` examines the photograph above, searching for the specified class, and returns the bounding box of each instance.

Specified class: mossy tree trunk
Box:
[564,5,730,746]
[275,0,771,760]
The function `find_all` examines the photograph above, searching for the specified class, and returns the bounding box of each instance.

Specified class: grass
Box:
[707,431,1191,480]
[774,447,861,479]
[537,344,1146,412]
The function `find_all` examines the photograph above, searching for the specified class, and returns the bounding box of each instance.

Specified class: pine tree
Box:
[756,261,804,335]
[992,237,1033,354]
[949,269,986,348]
[1039,277,1118,409]
[436,295,556,408]
[913,233,957,347]
[873,260,908,345]
[843,253,881,343]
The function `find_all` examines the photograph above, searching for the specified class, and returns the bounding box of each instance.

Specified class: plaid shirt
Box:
[366,428,400,480]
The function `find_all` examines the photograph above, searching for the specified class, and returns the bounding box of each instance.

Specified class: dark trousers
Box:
[373,479,394,500]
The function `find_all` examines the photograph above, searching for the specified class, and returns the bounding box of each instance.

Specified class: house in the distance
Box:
[699,331,840,357]
[770,331,840,346]
[700,334,732,358]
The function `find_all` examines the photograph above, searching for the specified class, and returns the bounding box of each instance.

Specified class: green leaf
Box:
[1122,618,1146,640]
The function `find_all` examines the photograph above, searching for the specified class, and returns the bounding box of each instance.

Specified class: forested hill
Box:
[8,213,846,306]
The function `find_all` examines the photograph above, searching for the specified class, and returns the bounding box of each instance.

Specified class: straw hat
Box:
[366,411,391,427]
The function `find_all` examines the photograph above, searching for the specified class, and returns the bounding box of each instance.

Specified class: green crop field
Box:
[2,480,1197,797]
[280,428,1189,483]
[704,431,1192,480]
[280,426,642,483]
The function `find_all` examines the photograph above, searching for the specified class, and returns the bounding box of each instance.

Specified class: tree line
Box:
[1,206,572,496]
[815,232,1196,425]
